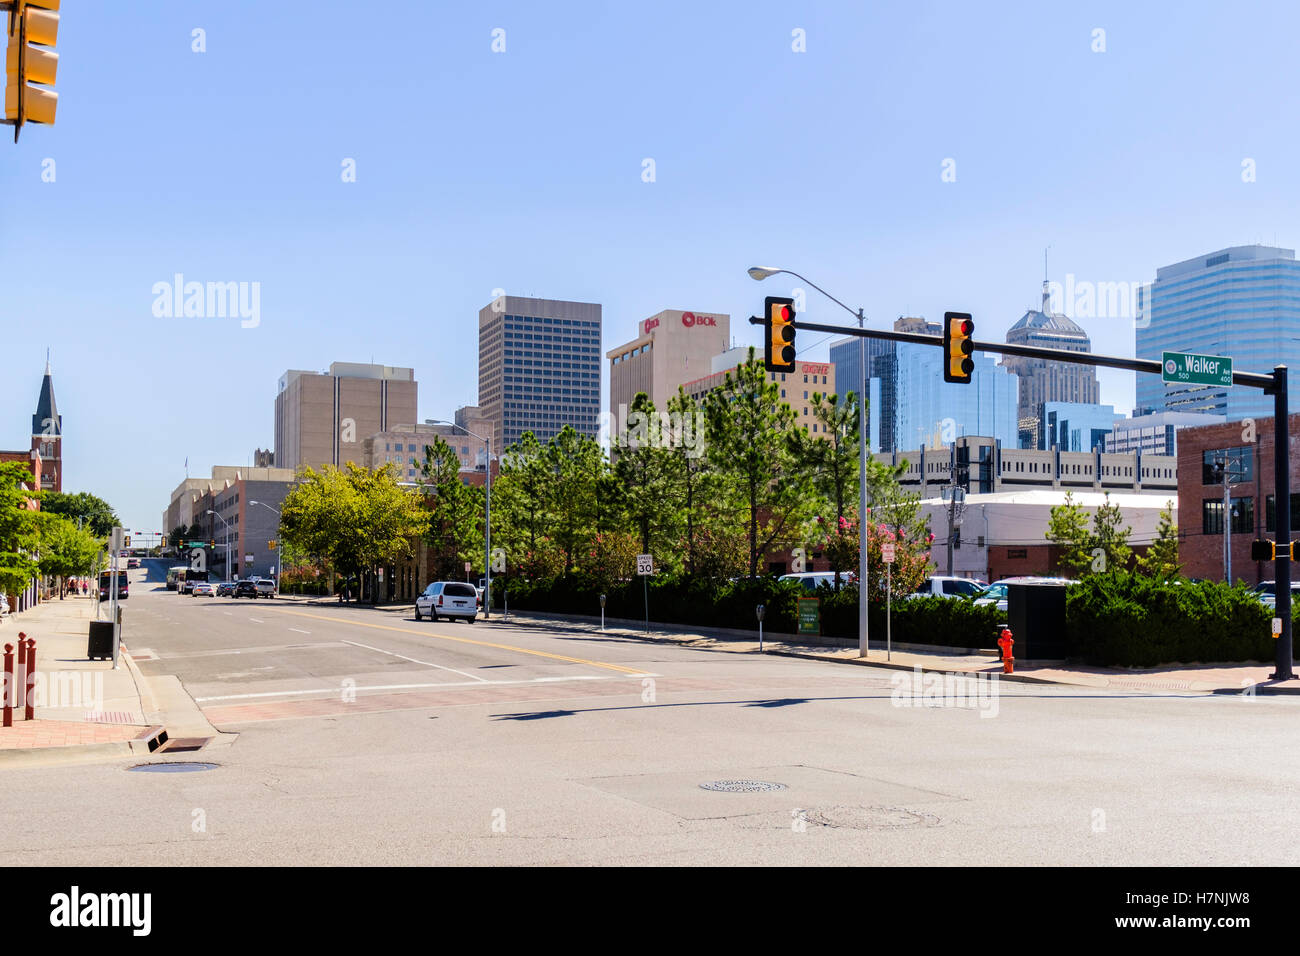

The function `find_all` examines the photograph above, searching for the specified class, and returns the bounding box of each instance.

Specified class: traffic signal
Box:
[4,0,59,139]
[268,540,277,551]
[763,296,796,373]
[943,312,975,384]
[1252,539,1298,561]
[123,535,131,548]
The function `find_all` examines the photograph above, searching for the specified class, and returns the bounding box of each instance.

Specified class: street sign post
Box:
[1162,351,1233,388]
[636,554,653,633]
[882,541,895,660]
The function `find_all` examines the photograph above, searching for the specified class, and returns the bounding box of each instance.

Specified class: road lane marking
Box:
[194,675,618,701]
[249,618,265,623]
[267,607,653,676]
[341,639,487,682]
[288,627,312,635]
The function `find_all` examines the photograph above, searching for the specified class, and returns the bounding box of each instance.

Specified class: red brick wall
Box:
[1177,414,1300,585]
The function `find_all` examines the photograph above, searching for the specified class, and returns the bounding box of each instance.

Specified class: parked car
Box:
[216,581,237,597]
[906,576,987,600]
[191,582,216,597]
[126,557,140,569]
[973,576,1073,614]
[1252,581,1300,612]
[415,581,478,622]
[778,571,845,593]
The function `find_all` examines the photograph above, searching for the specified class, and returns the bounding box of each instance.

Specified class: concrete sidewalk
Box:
[0,596,168,766]
[494,608,1299,696]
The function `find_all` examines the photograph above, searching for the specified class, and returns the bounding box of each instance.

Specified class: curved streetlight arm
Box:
[751,267,862,322]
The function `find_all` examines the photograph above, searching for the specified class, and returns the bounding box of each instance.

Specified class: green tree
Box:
[419,435,485,580]
[494,431,553,573]
[612,393,677,557]
[704,350,816,578]
[663,387,715,577]
[37,514,104,587]
[801,390,860,523]
[1138,500,1180,579]
[0,462,43,599]
[1047,491,1133,576]
[39,491,119,538]
[1091,492,1133,573]
[280,464,426,602]
[545,426,606,575]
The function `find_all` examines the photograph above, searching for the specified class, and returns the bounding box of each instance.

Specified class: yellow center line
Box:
[264,607,650,676]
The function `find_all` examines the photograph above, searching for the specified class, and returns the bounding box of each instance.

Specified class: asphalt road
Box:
[2,558,1297,866]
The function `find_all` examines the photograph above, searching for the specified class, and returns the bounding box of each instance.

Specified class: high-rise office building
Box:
[894,340,1019,450]
[1002,283,1100,447]
[274,362,417,472]
[1136,245,1300,421]
[1105,410,1225,457]
[680,347,835,435]
[1040,402,1119,452]
[478,296,602,449]
[607,309,730,417]
[830,317,1015,452]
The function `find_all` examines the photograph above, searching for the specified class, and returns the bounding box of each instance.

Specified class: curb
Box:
[0,724,168,768]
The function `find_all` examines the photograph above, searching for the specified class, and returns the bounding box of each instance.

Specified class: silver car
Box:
[415,582,478,622]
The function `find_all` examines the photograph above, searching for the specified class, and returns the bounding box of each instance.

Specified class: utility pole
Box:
[945,445,967,575]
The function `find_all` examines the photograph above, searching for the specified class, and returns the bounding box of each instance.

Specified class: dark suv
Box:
[234,580,261,599]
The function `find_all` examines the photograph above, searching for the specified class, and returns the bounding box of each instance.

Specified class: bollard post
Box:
[16,632,27,720]
[24,638,36,720]
[2,643,12,727]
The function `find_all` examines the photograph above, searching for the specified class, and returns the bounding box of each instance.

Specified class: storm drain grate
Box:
[127,761,219,773]
[699,779,788,793]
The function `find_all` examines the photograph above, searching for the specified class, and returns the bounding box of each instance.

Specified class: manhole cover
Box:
[699,779,788,793]
[804,805,940,830]
[128,762,219,773]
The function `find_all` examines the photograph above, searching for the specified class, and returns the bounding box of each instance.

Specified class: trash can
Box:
[87,620,114,661]
[1006,581,1068,659]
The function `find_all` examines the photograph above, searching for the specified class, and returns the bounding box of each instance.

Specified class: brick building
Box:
[1176,414,1300,585]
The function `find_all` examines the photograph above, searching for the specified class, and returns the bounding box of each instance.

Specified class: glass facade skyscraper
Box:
[1136,245,1300,421]
[830,318,1018,452]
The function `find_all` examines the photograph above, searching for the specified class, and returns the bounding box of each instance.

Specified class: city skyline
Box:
[5,2,1300,530]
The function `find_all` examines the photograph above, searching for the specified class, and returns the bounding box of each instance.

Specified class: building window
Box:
[1264,494,1300,533]
[1204,497,1254,535]
[1202,447,1252,485]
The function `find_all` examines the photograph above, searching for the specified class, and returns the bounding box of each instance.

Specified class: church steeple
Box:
[32,352,60,438]
[30,353,61,492]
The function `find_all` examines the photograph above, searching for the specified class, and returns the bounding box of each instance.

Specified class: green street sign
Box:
[797,597,820,636]
[1162,351,1232,388]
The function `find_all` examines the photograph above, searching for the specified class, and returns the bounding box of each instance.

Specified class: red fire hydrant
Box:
[998,628,1014,674]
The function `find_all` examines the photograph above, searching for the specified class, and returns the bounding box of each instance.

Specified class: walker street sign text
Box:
[1162,351,1233,388]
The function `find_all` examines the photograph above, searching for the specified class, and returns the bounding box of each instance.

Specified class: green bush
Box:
[1065,572,1273,666]
[492,573,1002,648]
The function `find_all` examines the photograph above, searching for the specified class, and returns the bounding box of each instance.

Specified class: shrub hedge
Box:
[493,573,1004,649]
[1064,572,1273,666]
[495,571,1280,666]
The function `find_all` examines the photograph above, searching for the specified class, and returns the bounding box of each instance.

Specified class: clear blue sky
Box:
[3,0,1298,530]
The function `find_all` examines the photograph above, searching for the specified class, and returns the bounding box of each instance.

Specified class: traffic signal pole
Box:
[1269,366,1292,680]
[751,314,1294,680]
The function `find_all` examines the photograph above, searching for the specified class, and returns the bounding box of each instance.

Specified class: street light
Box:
[428,420,494,619]
[748,266,870,658]
[248,501,281,593]
[206,510,233,583]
